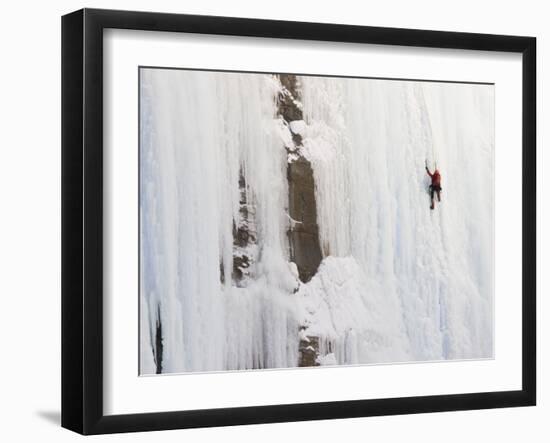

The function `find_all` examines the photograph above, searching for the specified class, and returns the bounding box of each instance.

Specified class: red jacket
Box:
[427,169,441,187]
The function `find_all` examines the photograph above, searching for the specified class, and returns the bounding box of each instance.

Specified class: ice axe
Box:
[425,159,438,170]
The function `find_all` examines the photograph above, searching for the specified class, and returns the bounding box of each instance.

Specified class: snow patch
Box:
[316,353,337,366]
[289,119,306,135]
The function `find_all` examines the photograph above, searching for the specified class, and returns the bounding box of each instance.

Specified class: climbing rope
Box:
[418,85,438,170]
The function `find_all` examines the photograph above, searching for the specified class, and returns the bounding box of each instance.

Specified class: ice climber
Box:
[426,165,442,210]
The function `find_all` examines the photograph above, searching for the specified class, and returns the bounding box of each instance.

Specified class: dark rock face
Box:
[232,254,250,282]
[278,74,323,284]
[287,157,323,283]
[279,74,304,122]
[227,169,257,285]
[298,335,320,367]
[154,306,163,374]
[278,74,323,367]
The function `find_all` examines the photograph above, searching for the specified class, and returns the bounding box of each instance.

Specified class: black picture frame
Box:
[62,8,536,435]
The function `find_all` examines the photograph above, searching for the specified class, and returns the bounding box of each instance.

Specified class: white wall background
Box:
[0,0,545,441]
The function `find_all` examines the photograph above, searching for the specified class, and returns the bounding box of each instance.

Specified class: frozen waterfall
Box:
[139,68,494,375]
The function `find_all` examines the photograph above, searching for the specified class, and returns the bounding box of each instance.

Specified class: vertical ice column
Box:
[140,70,301,373]
[299,77,494,363]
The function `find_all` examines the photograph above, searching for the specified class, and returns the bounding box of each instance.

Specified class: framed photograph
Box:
[62,8,536,435]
